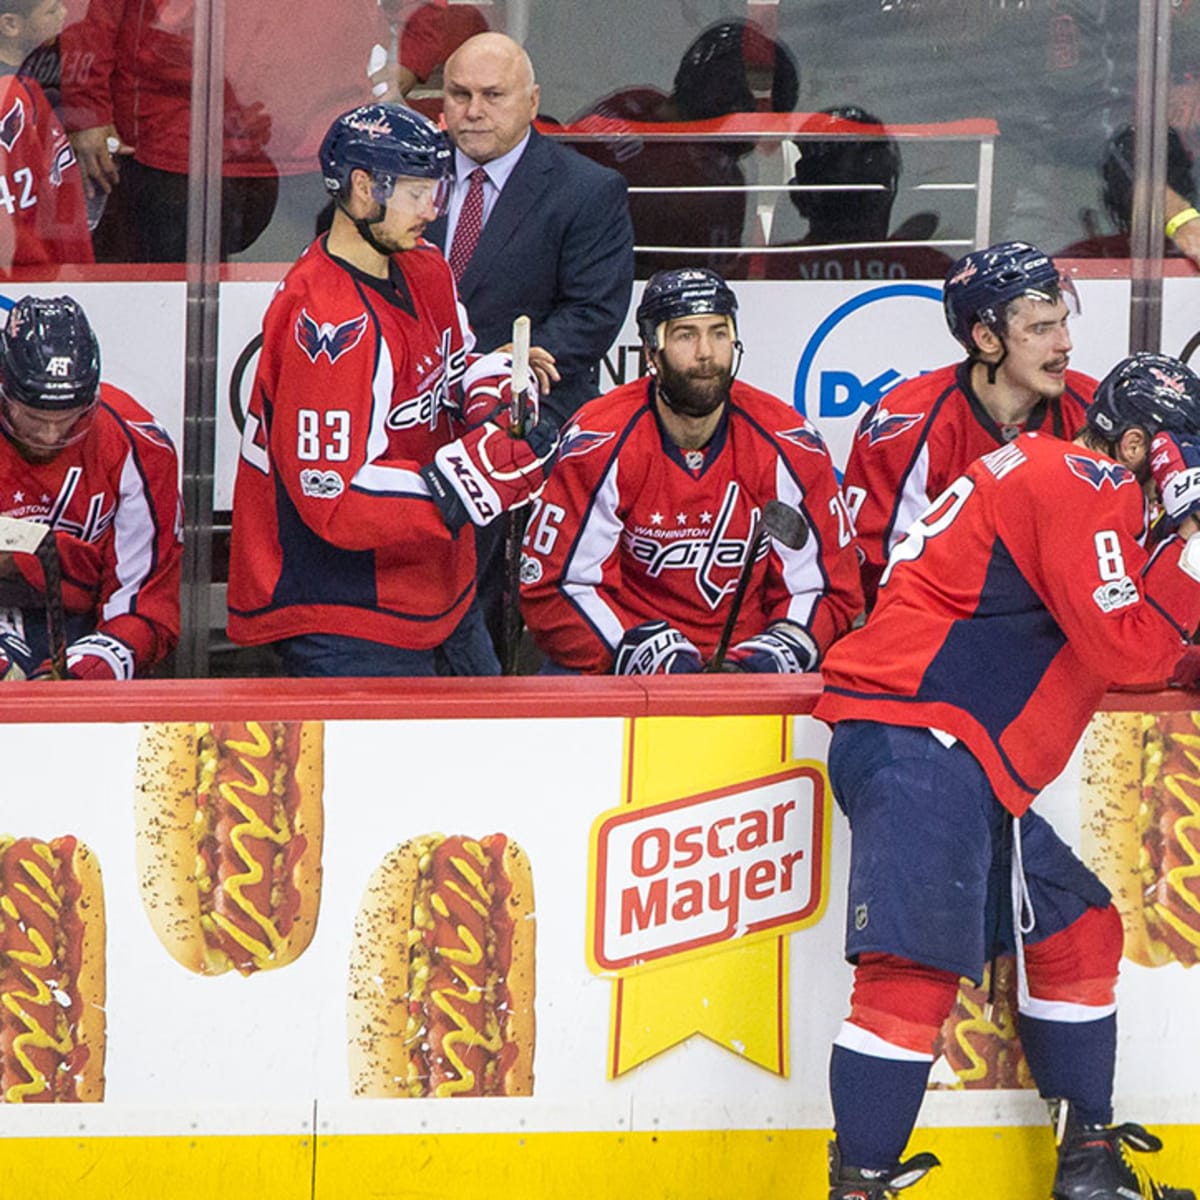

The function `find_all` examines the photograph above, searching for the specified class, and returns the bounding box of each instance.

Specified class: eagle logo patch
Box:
[295,309,369,365]
[0,98,25,152]
[1064,454,1134,491]
[558,426,615,462]
[858,406,923,446]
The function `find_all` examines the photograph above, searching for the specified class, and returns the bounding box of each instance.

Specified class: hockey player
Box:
[226,103,555,677]
[813,352,1200,1199]
[0,0,93,270]
[520,267,862,675]
[0,295,181,680]
[842,240,1094,609]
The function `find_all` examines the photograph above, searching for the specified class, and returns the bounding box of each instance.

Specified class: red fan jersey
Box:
[520,377,863,673]
[227,236,478,652]
[842,361,1095,607]
[4,384,182,675]
[0,68,93,271]
[816,432,1200,815]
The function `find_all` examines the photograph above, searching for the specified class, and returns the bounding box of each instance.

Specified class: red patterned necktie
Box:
[449,167,487,282]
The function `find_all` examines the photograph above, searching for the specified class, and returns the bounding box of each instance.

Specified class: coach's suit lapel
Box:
[456,131,552,302]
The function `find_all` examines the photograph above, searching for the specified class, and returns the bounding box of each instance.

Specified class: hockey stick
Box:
[707,500,809,673]
[501,315,532,675]
[0,516,68,680]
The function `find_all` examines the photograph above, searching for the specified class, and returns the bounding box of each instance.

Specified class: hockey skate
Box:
[1052,1101,1196,1200]
[827,1140,940,1199]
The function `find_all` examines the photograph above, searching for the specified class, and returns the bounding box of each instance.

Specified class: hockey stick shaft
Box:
[707,515,764,673]
[502,314,533,675]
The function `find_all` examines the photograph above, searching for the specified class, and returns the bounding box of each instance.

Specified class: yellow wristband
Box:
[1166,207,1200,239]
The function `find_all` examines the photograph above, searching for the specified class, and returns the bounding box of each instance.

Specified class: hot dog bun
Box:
[134,720,324,976]
[348,832,535,1097]
[0,835,105,1102]
[1080,710,1200,967]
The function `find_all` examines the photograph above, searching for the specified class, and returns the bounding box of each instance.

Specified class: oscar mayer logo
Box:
[589,764,825,973]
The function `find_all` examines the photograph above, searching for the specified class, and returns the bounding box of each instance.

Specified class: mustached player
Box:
[226,103,556,677]
[814,353,1200,1199]
[0,294,181,680]
[842,240,1096,610]
[520,267,862,675]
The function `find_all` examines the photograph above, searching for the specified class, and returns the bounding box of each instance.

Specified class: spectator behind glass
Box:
[762,105,953,281]
[58,0,399,263]
[384,0,491,113]
[1057,124,1198,259]
[574,18,799,279]
[0,0,92,273]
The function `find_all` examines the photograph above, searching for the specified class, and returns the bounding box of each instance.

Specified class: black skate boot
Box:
[828,1140,940,1199]
[1051,1100,1197,1200]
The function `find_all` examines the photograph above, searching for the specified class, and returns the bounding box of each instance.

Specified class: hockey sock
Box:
[829,954,958,1170]
[1017,1011,1115,1126]
[1019,905,1122,1126]
[830,1044,932,1170]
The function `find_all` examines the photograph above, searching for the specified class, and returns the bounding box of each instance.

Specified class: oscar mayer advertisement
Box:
[1,705,1199,1163]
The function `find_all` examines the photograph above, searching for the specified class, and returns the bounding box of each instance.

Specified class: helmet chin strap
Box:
[339,196,394,258]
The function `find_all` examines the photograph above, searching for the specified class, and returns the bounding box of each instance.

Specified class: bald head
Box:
[443,33,540,164]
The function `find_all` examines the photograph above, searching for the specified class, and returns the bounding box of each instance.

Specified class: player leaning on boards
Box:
[520,268,862,675]
[226,103,554,677]
[0,295,181,680]
[813,353,1200,1199]
[842,240,1095,610]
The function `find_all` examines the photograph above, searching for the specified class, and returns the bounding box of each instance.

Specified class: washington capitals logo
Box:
[1150,365,1188,395]
[345,115,392,139]
[0,98,25,152]
[948,260,977,287]
[559,426,615,462]
[295,309,369,364]
[1065,454,1134,491]
[129,420,176,451]
[778,425,826,454]
[858,406,923,446]
[49,139,75,187]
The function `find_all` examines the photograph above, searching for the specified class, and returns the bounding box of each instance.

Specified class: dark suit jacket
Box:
[428,127,634,427]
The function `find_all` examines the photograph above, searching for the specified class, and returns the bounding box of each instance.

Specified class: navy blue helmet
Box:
[636,268,739,349]
[0,295,100,412]
[319,103,452,208]
[942,241,1074,351]
[1087,352,1200,442]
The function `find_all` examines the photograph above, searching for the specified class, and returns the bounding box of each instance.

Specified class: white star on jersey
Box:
[650,512,663,525]
[700,511,713,524]
[676,512,687,525]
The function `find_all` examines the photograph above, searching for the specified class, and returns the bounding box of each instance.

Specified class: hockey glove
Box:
[1151,430,1200,529]
[461,350,540,432]
[0,629,33,681]
[724,621,819,674]
[421,419,558,531]
[612,620,703,675]
[31,633,136,681]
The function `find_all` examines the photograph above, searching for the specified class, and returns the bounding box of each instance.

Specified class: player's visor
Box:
[373,172,452,218]
[1021,271,1081,319]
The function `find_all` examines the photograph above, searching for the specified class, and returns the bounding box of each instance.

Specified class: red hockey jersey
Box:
[5,383,182,674]
[227,237,477,651]
[0,67,93,271]
[816,432,1200,815]
[520,377,863,672]
[841,361,1094,607]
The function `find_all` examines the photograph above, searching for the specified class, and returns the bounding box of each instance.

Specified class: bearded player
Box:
[842,240,1095,610]
[520,267,862,675]
[0,295,181,680]
[813,353,1200,1199]
[227,103,556,677]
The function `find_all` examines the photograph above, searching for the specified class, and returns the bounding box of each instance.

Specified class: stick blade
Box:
[762,500,808,550]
